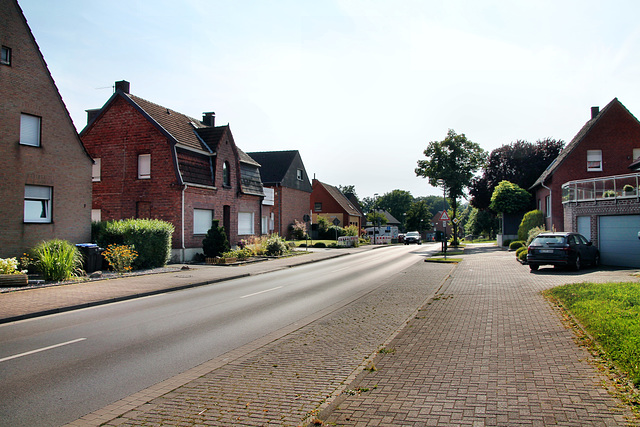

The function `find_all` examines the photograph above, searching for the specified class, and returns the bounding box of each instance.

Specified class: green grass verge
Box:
[424,258,462,263]
[544,282,640,392]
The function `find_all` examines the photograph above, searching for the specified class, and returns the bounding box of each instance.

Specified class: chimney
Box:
[115,80,130,94]
[202,112,215,127]
[591,106,599,119]
[86,108,100,124]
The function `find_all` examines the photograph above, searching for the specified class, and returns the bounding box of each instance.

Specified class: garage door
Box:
[598,215,640,268]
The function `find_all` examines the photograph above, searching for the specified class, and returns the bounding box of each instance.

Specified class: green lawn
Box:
[545,282,640,391]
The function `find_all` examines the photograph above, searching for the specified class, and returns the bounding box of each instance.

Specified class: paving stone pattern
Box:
[323,246,639,426]
[94,259,454,426]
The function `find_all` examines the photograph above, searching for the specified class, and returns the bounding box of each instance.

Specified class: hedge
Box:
[92,219,174,269]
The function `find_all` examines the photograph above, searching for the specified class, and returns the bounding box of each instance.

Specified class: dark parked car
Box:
[404,231,422,245]
[527,232,600,271]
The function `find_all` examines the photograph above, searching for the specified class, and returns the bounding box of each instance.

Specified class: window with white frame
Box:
[92,158,101,182]
[138,154,151,179]
[91,209,102,222]
[20,114,41,147]
[297,169,303,181]
[633,148,640,161]
[545,195,551,218]
[587,150,602,171]
[223,161,231,186]
[24,185,52,223]
[238,212,254,235]
[193,209,213,234]
[262,216,268,235]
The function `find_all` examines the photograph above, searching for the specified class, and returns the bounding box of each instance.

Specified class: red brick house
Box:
[0,0,92,258]
[80,81,264,262]
[530,98,640,232]
[310,179,362,231]
[246,150,312,238]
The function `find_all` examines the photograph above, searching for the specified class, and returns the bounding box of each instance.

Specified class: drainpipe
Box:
[181,184,186,263]
[541,181,552,230]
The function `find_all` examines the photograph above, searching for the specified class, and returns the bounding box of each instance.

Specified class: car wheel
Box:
[529,264,539,271]
[574,255,581,271]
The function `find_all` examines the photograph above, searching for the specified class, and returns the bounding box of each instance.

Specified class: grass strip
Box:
[544,282,640,408]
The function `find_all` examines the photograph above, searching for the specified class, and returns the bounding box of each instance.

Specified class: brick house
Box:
[310,179,362,231]
[530,98,640,232]
[245,150,312,238]
[0,0,92,258]
[80,81,264,262]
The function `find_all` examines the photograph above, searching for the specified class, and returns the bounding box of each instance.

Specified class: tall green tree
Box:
[405,200,431,232]
[377,189,413,230]
[469,138,564,210]
[415,129,487,245]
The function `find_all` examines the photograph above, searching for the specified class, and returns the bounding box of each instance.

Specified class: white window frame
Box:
[297,169,303,181]
[20,113,41,147]
[238,212,254,235]
[587,150,602,172]
[138,154,151,179]
[545,195,551,218]
[92,158,101,182]
[633,148,640,161]
[193,209,213,234]
[91,209,102,222]
[24,185,52,223]
[261,215,268,235]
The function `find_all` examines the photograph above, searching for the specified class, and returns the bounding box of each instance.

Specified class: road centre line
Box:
[240,286,283,299]
[0,338,87,363]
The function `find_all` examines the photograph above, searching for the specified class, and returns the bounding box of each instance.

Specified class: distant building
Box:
[246,150,312,238]
[0,0,93,258]
[310,179,363,230]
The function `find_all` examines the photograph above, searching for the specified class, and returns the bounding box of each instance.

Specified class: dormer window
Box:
[587,150,602,172]
[1,46,11,66]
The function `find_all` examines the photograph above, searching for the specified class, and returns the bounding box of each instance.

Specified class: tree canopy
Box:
[469,138,564,210]
[489,181,531,214]
[415,129,487,244]
[376,189,413,229]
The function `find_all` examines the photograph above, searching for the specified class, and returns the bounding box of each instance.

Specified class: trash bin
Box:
[76,243,102,273]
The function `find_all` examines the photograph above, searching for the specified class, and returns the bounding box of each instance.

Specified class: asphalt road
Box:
[0,243,437,427]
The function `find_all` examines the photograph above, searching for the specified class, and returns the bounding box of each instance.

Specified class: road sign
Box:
[439,211,450,221]
[452,217,459,225]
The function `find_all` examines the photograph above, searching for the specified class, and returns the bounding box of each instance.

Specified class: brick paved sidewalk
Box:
[66,249,454,426]
[322,245,640,426]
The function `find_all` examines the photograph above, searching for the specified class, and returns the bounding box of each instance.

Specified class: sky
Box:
[17,0,640,199]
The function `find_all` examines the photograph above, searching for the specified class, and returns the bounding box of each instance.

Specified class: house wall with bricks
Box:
[0,0,92,258]
[536,100,640,231]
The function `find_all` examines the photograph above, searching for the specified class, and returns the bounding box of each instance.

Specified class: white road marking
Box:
[240,286,283,299]
[0,338,87,363]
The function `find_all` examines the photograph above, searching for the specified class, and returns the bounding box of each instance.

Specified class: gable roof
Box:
[317,180,362,217]
[245,150,298,184]
[530,98,638,189]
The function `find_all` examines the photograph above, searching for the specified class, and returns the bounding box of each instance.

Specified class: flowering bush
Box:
[0,257,22,275]
[264,234,289,256]
[102,244,138,274]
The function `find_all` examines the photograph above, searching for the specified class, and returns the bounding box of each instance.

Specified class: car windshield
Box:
[530,236,566,246]
[406,232,419,237]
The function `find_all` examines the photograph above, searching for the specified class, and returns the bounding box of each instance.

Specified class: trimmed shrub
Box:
[516,246,528,261]
[202,219,230,259]
[313,242,327,248]
[518,210,544,241]
[509,241,525,251]
[31,239,82,281]
[93,219,174,269]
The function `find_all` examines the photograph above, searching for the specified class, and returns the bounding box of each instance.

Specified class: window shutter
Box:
[20,114,41,146]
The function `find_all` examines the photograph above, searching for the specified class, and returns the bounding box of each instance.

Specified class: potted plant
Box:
[623,184,636,196]
[0,257,28,286]
[603,190,616,198]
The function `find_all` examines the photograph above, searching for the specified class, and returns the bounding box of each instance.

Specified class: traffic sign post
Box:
[439,211,449,257]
